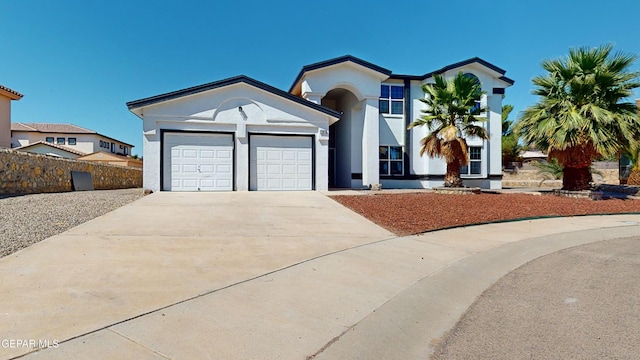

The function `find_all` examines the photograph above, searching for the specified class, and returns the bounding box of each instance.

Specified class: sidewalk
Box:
[13,214,640,359]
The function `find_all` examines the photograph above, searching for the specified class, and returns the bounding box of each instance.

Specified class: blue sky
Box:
[1,0,639,155]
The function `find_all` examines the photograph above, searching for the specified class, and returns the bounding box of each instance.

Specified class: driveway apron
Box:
[0,191,394,359]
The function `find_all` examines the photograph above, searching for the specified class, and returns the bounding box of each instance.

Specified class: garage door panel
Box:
[298,151,311,161]
[282,150,296,161]
[163,133,234,191]
[200,150,215,158]
[266,150,281,161]
[298,164,311,174]
[216,164,232,174]
[182,164,198,173]
[282,164,296,175]
[267,164,281,175]
[250,135,313,191]
[182,149,198,158]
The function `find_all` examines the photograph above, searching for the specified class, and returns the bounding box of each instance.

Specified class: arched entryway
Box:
[321,88,362,188]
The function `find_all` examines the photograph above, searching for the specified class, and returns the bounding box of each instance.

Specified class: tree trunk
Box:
[562,166,592,190]
[627,169,640,186]
[445,159,463,187]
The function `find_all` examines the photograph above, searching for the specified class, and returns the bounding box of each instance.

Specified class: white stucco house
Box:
[11,123,134,159]
[127,55,513,192]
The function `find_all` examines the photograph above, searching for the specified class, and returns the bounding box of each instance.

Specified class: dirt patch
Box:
[330,193,640,236]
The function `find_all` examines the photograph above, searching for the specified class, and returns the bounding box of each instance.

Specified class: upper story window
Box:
[56,137,65,145]
[379,85,404,115]
[68,138,77,145]
[463,73,482,115]
[45,137,54,143]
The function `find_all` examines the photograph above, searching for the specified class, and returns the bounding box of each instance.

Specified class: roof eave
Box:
[127,75,340,120]
[288,55,392,93]
[0,87,23,100]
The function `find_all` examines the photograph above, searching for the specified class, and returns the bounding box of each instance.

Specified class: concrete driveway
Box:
[2,191,640,359]
[0,191,394,359]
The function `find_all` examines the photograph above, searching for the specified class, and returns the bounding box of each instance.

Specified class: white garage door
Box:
[163,132,234,191]
[250,135,313,191]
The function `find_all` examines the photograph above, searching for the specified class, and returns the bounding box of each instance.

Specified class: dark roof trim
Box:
[127,75,341,118]
[288,55,393,93]
[499,76,515,85]
[391,57,515,85]
[388,74,424,81]
[422,57,507,78]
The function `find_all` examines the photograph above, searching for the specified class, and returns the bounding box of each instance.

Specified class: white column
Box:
[487,94,503,189]
[362,97,380,188]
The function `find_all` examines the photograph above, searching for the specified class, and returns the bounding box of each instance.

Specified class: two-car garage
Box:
[127,76,338,192]
[163,132,314,191]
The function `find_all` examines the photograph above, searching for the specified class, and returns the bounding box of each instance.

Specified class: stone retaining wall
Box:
[0,149,142,194]
[502,169,619,188]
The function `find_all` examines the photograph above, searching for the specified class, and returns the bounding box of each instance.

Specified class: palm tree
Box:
[516,44,640,190]
[408,71,489,187]
[624,144,640,185]
[501,104,525,167]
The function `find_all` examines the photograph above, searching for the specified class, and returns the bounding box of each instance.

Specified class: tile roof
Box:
[0,85,23,100]
[14,141,87,156]
[11,123,96,134]
[10,123,37,131]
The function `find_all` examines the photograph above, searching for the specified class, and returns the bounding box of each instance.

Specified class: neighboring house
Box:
[0,85,23,148]
[521,150,548,163]
[127,55,513,192]
[13,140,86,159]
[77,151,143,168]
[11,123,134,159]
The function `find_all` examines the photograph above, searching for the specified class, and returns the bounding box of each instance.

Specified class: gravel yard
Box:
[331,192,640,236]
[0,188,144,258]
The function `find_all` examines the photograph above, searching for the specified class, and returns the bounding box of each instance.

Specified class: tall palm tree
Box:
[516,44,640,190]
[408,71,489,187]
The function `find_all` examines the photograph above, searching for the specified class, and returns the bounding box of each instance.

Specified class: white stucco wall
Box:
[407,65,504,188]
[135,82,335,192]
[299,62,387,188]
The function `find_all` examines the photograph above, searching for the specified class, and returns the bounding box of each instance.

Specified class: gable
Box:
[289,55,392,96]
[127,76,340,121]
[129,80,340,129]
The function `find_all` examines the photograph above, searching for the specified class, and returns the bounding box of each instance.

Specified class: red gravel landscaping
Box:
[330,193,640,236]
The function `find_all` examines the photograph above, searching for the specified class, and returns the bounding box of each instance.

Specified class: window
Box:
[379,85,404,115]
[124,147,128,155]
[45,137,54,143]
[56,137,65,145]
[379,146,404,175]
[461,147,482,175]
[68,138,76,145]
[110,142,115,153]
[463,73,482,115]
